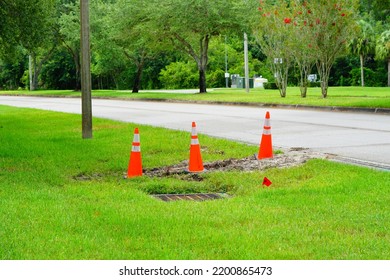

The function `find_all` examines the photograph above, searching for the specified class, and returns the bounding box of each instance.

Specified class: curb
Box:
[330,156,390,172]
[118,98,390,115]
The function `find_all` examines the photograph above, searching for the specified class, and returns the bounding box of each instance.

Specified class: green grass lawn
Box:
[1,105,390,259]
[1,86,390,109]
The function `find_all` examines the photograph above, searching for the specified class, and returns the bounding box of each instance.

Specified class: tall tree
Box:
[307,0,359,97]
[26,1,58,91]
[58,1,82,90]
[0,0,57,90]
[376,30,390,87]
[254,1,317,97]
[348,19,375,87]
[108,0,161,93]
[253,0,359,98]
[254,0,304,97]
[149,0,245,93]
[290,1,316,97]
[89,0,127,90]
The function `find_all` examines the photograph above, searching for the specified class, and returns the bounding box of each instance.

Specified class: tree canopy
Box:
[0,0,389,93]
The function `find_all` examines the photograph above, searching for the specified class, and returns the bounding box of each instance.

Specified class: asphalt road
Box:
[1,96,390,169]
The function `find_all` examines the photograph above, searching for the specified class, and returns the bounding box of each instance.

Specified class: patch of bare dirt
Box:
[144,147,328,177]
[73,172,104,181]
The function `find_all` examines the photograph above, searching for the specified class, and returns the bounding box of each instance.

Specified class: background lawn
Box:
[1,86,390,109]
[1,105,390,259]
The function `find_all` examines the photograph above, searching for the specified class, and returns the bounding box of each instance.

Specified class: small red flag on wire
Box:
[262,177,272,187]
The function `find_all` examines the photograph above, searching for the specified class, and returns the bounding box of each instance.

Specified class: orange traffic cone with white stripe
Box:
[188,122,204,173]
[256,111,273,160]
[127,128,142,178]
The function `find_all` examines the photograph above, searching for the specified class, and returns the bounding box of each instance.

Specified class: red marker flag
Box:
[262,177,272,187]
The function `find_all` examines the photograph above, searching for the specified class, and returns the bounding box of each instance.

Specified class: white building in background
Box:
[254,77,268,88]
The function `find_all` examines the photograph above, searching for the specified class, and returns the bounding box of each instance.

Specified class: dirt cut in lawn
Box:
[145,147,328,177]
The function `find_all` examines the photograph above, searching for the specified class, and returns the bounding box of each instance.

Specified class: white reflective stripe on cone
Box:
[191,139,199,145]
[132,146,141,152]
[263,129,272,135]
[133,134,140,142]
[264,119,271,127]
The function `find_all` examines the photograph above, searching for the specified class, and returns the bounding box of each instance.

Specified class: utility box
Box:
[231,74,254,88]
[231,74,240,88]
[237,77,254,88]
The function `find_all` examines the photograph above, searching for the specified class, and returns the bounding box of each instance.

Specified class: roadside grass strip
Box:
[1,86,390,109]
[1,105,390,259]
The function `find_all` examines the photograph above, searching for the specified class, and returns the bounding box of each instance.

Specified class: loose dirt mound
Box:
[145,147,328,177]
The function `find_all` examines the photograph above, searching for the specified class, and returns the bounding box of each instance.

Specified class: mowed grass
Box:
[1,105,390,260]
[1,86,390,108]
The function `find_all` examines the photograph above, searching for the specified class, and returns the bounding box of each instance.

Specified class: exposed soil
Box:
[72,148,330,182]
[144,147,329,177]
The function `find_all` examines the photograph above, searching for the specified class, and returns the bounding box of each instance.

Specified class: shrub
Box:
[349,67,384,87]
[263,82,278,89]
[159,61,198,89]
[308,81,321,87]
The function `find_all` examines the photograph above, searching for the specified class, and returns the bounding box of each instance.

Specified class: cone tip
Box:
[134,127,139,134]
[265,111,270,119]
[192,121,196,127]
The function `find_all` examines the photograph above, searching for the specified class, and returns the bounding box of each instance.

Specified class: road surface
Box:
[1,96,390,169]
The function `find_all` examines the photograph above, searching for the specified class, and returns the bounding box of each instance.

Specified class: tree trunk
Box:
[321,81,328,98]
[123,49,147,93]
[171,33,210,93]
[132,66,142,93]
[29,55,34,90]
[199,68,207,93]
[29,54,37,91]
[29,46,56,91]
[317,61,331,98]
[62,41,81,91]
[28,54,39,90]
[300,86,307,98]
[132,57,144,93]
[298,62,312,98]
[197,35,209,93]
[272,59,288,98]
[360,54,365,87]
[74,52,81,91]
[32,70,39,90]
[299,71,307,98]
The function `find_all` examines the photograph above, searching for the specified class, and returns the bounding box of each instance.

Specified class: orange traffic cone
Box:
[188,122,204,173]
[127,128,142,178]
[257,111,273,160]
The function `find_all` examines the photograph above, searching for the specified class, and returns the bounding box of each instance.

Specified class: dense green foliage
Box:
[1,106,390,259]
[0,0,389,92]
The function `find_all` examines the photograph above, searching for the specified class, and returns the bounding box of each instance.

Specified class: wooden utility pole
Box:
[244,32,250,93]
[80,0,92,138]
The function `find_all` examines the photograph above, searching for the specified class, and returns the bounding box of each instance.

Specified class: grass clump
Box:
[1,105,390,260]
